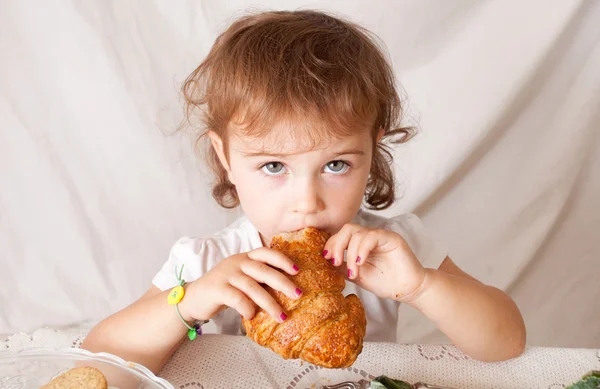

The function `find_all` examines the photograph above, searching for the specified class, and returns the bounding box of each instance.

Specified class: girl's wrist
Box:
[177,281,200,322]
[168,274,211,340]
[398,268,436,305]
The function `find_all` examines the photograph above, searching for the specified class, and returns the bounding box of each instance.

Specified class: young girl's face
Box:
[211,122,377,247]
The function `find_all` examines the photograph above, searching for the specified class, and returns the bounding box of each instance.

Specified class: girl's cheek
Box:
[263,175,288,189]
[323,171,357,188]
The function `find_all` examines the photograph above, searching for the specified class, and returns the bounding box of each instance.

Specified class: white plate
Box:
[0,347,174,389]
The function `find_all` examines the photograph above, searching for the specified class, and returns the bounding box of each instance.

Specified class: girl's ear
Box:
[376,127,384,142]
[208,131,234,184]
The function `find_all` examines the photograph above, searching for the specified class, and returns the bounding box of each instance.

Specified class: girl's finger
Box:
[334,260,368,292]
[229,274,289,323]
[345,228,369,280]
[323,223,364,266]
[247,247,300,275]
[353,229,403,279]
[354,230,383,274]
[240,259,303,301]
[220,284,256,320]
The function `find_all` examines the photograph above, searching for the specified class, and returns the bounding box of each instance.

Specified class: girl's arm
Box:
[82,248,303,373]
[81,286,190,374]
[407,257,526,362]
[324,223,526,362]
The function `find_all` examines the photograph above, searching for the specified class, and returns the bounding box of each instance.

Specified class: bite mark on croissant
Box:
[242,227,367,368]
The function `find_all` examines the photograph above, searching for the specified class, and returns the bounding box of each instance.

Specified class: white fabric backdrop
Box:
[1,0,598,347]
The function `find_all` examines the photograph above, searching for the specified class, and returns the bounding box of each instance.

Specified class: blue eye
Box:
[261,162,286,176]
[324,160,349,174]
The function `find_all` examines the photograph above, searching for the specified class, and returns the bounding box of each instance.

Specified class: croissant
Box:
[242,227,367,368]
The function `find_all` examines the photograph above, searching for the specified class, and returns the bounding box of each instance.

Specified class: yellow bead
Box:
[168,285,185,305]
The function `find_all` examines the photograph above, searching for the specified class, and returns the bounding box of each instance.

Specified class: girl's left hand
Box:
[323,223,427,302]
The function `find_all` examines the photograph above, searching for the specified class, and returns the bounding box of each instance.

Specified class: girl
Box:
[82,9,526,373]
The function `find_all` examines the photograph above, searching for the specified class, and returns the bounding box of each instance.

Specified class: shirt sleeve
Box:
[152,237,211,291]
[151,236,234,334]
[387,213,448,270]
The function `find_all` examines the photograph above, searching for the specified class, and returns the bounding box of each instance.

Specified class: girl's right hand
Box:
[178,248,303,323]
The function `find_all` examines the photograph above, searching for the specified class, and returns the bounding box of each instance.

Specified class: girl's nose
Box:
[292,178,325,215]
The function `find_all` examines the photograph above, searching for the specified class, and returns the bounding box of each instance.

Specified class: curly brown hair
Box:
[181,10,415,210]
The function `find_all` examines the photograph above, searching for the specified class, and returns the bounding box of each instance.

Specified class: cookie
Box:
[41,366,108,389]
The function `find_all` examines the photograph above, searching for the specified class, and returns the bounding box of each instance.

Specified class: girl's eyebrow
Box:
[242,149,366,158]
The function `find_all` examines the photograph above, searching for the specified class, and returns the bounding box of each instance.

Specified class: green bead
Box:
[188,328,197,340]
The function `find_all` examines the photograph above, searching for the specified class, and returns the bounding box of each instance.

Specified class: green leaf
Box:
[369,381,388,389]
[566,371,600,389]
[370,376,413,389]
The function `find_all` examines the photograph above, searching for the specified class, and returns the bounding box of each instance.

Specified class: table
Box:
[2,328,599,388]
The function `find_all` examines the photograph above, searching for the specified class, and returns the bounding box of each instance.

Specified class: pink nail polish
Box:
[295,288,303,296]
[292,264,299,272]
[356,256,361,264]
[323,250,328,257]
[331,257,335,265]
[348,269,353,278]
[280,312,287,321]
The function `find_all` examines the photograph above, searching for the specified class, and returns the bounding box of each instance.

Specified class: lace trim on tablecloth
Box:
[2,329,600,389]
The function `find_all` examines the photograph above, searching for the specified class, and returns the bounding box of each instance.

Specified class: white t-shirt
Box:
[152,209,447,343]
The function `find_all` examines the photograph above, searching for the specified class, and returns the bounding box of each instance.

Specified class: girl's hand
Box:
[323,224,427,302]
[179,248,303,323]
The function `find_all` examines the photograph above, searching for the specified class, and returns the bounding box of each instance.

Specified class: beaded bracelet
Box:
[168,265,207,340]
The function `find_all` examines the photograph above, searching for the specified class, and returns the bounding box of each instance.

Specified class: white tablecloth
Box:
[2,328,599,389]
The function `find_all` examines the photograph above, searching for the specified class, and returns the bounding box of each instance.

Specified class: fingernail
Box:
[294,288,303,296]
[348,269,353,278]
[279,312,287,321]
[322,250,328,257]
[292,264,299,272]
[356,256,361,264]
[331,257,335,265]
